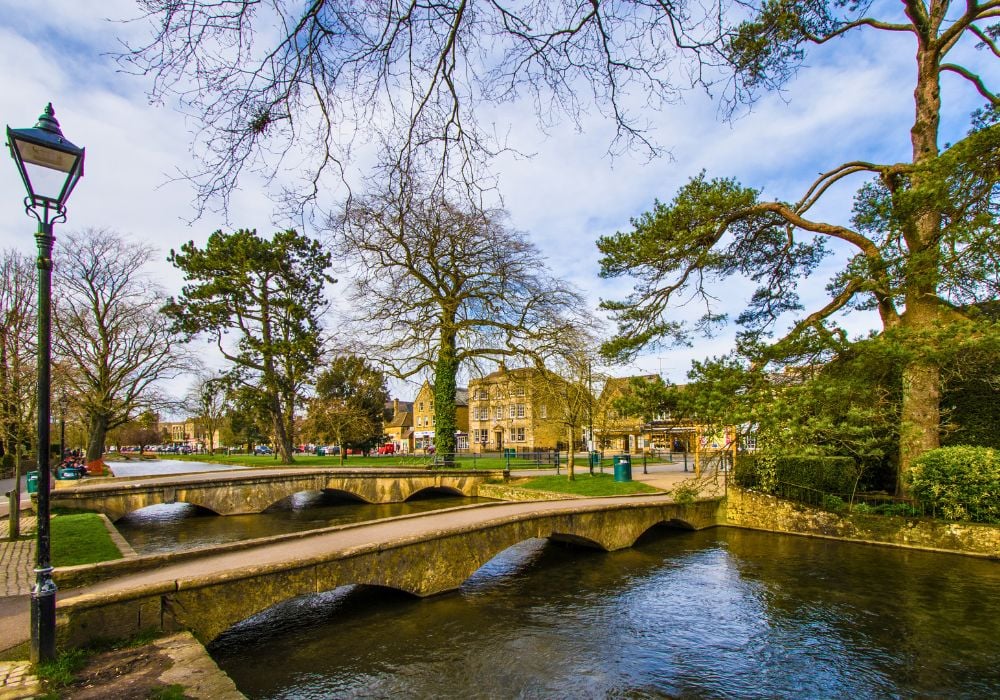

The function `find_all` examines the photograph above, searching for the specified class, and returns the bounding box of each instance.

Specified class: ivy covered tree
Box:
[165,229,333,463]
[332,186,584,459]
[598,2,1000,494]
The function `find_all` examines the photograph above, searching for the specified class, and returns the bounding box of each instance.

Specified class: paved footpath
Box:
[0,510,35,691]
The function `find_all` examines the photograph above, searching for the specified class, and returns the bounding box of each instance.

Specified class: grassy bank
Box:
[51,512,123,566]
[149,452,675,472]
[516,473,660,497]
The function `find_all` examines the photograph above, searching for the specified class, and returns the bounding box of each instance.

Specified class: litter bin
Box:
[589,451,601,469]
[504,448,516,458]
[26,471,39,494]
[613,455,632,482]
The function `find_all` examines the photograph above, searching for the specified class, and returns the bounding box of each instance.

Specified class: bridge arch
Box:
[406,486,466,501]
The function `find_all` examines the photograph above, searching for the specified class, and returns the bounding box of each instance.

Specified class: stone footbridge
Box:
[57,495,725,647]
[50,468,504,521]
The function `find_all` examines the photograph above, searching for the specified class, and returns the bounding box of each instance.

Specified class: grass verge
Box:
[50,512,123,566]
[516,473,660,496]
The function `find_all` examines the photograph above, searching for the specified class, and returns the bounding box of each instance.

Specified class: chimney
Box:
[498,361,506,373]
[393,398,399,416]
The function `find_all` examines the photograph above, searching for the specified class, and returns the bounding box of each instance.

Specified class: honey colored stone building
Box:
[467,365,565,453]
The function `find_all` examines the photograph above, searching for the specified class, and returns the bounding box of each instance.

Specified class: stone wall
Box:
[726,487,1000,558]
[476,483,575,501]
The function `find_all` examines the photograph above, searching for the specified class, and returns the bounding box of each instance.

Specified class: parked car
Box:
[254,445,273,455]
[377,443,396,455]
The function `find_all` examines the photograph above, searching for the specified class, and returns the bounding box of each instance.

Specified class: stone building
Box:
[467,365,565,454]
[411,381,470,452]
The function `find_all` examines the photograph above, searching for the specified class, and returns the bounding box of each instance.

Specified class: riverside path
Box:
[55,493,724,647]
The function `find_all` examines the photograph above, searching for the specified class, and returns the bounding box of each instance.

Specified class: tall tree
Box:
[53,229,193,464]
[304,355,389,464]
[165,228,333,463]
[0,251,36,539]
[333,188,584,458]
[597,2,1000,494]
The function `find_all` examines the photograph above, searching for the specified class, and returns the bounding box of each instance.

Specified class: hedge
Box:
[734,454,861,495]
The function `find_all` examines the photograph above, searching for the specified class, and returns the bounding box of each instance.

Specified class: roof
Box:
[411,384,469,406]
[386,411,413,429]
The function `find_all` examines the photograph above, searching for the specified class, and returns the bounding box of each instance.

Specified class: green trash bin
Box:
[589,451,601,469]
[26,471,39,494]
[613,455,632,482]
[504,448,516,458]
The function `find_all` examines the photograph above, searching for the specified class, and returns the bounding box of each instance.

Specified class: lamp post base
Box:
[30,567,57,663]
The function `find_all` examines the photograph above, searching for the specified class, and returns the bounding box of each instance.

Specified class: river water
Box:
[209,526,1000,699]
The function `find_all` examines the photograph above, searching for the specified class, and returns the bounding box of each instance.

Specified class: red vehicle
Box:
[377,443,396,455]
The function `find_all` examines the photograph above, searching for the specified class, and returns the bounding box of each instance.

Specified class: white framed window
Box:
[516,427,525,441]
[516,403,525,418]
[540,405,547,419]
[495,406,503,420]
[509,405,516,418]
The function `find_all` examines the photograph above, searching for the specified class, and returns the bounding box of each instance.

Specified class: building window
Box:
[516,427,525,442]
[516,403,525,418]
[540,405,547,419]
[509,405,516,419]
[419,402,424,411]
[495,406,503,420]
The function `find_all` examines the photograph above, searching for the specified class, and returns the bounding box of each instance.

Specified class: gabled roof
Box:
[387,411,413,429]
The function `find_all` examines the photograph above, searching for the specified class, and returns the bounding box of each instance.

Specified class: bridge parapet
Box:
[50,468,507,520]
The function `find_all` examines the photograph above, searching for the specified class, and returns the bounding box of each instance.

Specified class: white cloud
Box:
[0,2,990,395]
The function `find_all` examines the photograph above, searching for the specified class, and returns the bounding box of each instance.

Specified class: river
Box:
[209,526,1000,699]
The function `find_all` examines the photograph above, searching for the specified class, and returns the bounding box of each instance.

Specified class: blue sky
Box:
[0,1,993,402]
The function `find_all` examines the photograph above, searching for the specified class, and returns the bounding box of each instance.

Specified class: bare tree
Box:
[332,186,584,457]
[54,229,194,464]
[0,251,36,538]
[184,372,230,453]
[116,1,728,216]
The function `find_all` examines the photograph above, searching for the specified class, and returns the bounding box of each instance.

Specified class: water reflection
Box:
[212,527,1000,699]
[115,491,490,555]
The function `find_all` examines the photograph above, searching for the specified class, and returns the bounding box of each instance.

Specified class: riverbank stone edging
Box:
[476,483,576,501]
[726,487,1000,558]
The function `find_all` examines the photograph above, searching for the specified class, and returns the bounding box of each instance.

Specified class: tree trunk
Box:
[565,425,575,481]
[895,35,944,495]
[434,328,459,464]
[86,412,109,465]
[7,448,22,540]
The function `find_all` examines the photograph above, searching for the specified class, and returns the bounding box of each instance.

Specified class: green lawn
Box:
[50,513,123,567]
[164,452,672,471]
[167,453,565,470]
[516,473,661,496]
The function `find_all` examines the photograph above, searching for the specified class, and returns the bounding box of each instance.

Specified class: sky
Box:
[0,0,993,405]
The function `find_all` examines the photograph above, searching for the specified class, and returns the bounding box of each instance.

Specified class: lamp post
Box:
[6,103,85,663]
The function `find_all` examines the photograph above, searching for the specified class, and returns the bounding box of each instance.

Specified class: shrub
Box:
[735,454,859,494]
[909,446,1000,523]
[821,494,847,513]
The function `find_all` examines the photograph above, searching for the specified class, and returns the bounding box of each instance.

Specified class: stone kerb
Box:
[56,497,724,646]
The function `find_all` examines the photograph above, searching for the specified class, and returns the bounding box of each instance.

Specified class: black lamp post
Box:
[6,103,85,664]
